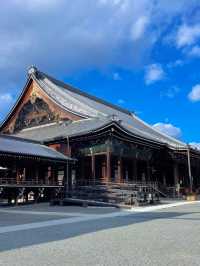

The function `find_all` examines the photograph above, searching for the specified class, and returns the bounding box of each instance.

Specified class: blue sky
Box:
[0,0,200,145]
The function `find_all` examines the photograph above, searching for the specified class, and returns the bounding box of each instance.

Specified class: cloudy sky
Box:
[0,0,200,143]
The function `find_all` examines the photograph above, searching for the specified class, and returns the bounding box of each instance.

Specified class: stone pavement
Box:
[0,201,200,266]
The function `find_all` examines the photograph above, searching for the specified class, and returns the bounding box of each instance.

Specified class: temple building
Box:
[0,66,200,202]
[0,134,73,203]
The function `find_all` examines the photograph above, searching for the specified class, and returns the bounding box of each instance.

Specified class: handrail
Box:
[75,179,158,189]
[0,178,63,186]
[73,180,159,197]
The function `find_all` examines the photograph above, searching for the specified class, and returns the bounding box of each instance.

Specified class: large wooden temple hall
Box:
[0,66,200,203]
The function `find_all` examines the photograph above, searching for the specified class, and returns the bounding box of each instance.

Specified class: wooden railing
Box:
[0,178,63,187]
[75,179,158,190]
[66,179,160,206]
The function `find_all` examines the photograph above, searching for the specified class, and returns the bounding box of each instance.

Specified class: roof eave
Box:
[42,121,167,148]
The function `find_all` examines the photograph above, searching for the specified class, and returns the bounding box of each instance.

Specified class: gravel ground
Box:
[0,202,200,266]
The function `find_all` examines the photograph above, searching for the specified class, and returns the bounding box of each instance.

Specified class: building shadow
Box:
[0,209,199,252]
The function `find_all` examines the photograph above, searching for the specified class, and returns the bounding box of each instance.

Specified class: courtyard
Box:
[0,201,200,266]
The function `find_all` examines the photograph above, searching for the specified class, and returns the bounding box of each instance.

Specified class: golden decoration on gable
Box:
[30,90,40,104]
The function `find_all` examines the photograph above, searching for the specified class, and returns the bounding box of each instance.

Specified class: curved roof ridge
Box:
[32,74,97,118]
[38,70,132,116]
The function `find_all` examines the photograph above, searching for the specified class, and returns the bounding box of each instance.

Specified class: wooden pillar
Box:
[81,158,85,180]
[64,163,69,195]
[65,162,73,191]
[133,158,137,181]
[101,159,106,182]
[163,173,167,186]
[25,192,29,203]
[54,165,58,184]
[146,161,150,182]
[106,150,111,182]
[16,168,20,184]
[49,165,56,185]
[23,168,26,181]
[35,166,39,184]
[34,189,39,203]
[117,157,122,183]
[123,158,128,182]
[174,162,179,187]
[187,146,193,192]
[47,166,50,185]
[91,154,96,182]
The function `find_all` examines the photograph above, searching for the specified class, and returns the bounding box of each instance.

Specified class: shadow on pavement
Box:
[0,208,199,252]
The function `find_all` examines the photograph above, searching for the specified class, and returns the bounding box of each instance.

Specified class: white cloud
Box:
[190,142,200,150]
[0,0,196,79]
[160,86,180,99]
[98,0,121,6]
[0,0,156,78]
[167,59,184,68]
[113,72,122,80]
[131,16,149,41]
[145,64,165,85]
[14,0,58,9]
[0,93,13,103]
[0,91,16,121]
[0,93,14,115]
[117,99,125,104]
[176,24,200,48]
[188,45,200,57]
[0,0,198,122]
[153,122,182,139]
[188,84,200,102]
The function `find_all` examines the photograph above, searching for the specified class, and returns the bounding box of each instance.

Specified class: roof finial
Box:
[28,65,37,76]
[110,114,118,121]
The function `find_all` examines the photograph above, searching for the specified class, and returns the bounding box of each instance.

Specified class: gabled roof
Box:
[2,66,187,149]
[29,69,135,120]
[0,134,73,162]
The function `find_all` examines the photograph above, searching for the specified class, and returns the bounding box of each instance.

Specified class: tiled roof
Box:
[16,116,185,150]
[28,68,186,149]
[16,118,107,142]
[0,134,72,162]
[5,66,187,149]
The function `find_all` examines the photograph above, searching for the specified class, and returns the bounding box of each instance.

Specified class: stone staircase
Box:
[64,181,160,207]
